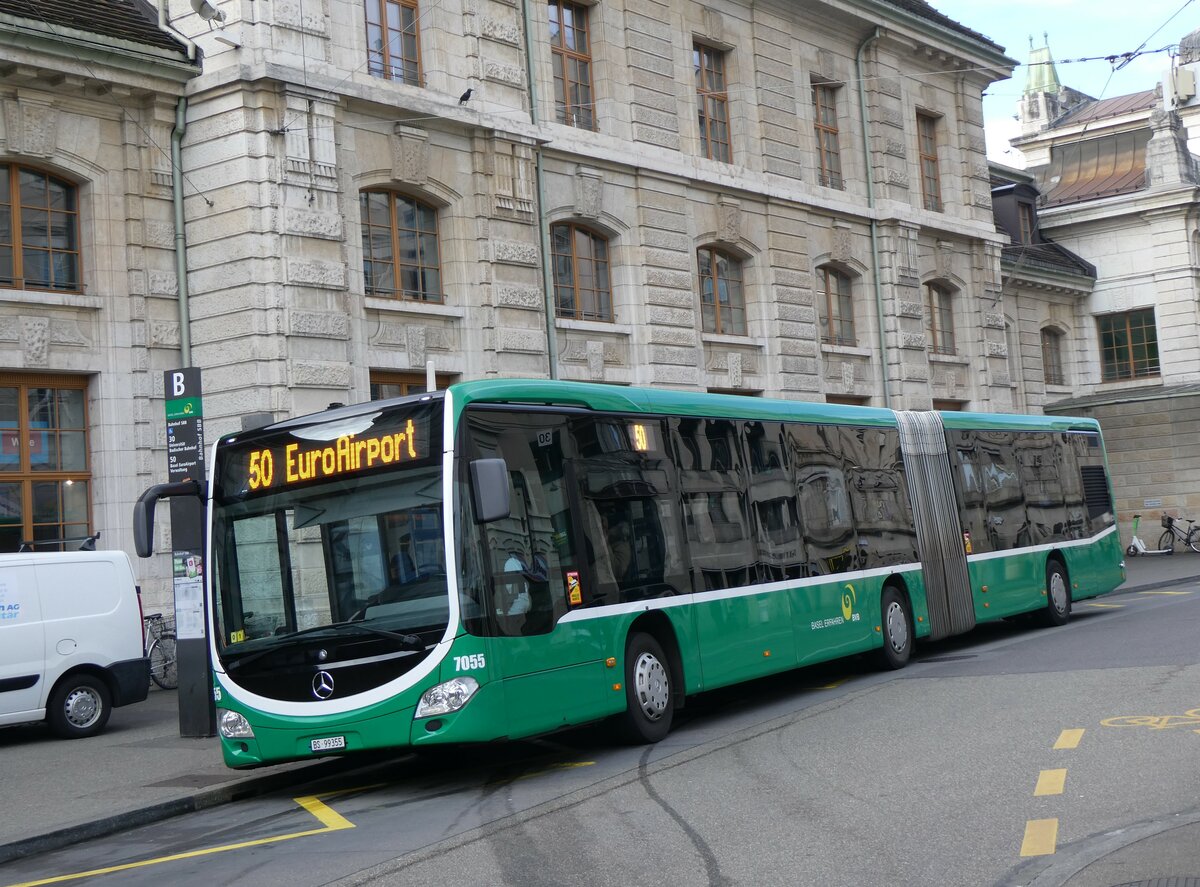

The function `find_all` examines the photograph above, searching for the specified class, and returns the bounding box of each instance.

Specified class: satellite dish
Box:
[190,0,227,23]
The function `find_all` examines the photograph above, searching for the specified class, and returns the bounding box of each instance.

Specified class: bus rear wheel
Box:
[1040,560,1071,627]
[877,586,912,670]
[618,632,673,744]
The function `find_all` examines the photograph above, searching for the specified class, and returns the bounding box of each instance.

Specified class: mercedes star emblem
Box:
[312,671,335,700]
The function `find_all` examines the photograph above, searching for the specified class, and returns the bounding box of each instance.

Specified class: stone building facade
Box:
[0,0,197,563]
[1011,36,1200,545]
[0,0,1021,604]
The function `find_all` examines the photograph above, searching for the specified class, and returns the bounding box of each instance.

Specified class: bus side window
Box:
[672,417,754,591]
[572,416,689,604]
[788,424,856,576]
[746,421,806,582]
[463,411,579,637]
[840,426,917,570]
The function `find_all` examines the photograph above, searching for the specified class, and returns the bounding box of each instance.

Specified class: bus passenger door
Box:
[462,410,606,739]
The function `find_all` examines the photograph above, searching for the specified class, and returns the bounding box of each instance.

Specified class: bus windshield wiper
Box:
[279,621,427,649]
[225,622,427,670]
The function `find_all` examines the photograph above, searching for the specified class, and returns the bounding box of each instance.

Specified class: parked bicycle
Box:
[143,612,178,690]
[1158,513,1200,554]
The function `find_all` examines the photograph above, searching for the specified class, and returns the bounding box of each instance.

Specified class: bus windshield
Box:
[209,400,447,677]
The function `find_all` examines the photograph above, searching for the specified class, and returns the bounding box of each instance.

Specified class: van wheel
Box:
[617,633,673,744]
[48,675,112,739]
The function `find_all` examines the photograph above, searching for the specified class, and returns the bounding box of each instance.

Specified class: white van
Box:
[0,550,150,738]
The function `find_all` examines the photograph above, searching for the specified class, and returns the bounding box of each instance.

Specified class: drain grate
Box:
[920,654,978,663]
[1109,880,1200,887]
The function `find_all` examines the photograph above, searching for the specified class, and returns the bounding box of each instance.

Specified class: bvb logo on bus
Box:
[841,584,858,622]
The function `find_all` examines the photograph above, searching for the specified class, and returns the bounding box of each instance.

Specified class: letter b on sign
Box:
[172,372,186,397]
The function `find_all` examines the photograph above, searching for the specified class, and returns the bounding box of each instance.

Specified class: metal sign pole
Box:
[164,368,215,738]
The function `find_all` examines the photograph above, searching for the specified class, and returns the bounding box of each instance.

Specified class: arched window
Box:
[818,265,854,346]
[925,282,955,355]
[1041,328,1065,385]
[697,247,745,335]
[0,164,80,292]
[365,0,421,85]
[360,191,442,302]
[551,223,611,321]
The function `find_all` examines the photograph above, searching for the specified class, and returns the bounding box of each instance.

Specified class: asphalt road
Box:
[6,584,1200,887]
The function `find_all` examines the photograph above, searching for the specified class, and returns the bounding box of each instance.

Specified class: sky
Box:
[928,0,1199,164]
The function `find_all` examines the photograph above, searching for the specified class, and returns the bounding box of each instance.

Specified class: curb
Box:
[1115,573,1200,595]
[0,757,344,866]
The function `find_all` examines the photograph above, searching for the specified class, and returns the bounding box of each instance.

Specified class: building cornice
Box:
[0,16,198,85]
[1037,186,1200,229]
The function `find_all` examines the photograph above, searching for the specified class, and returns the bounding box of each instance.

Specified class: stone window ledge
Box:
[821,342,872,358]
[0,289,103,310]
[701,332,767,348]
[929,351,970,366]
[556,318,633,336]
[365,297,465,319]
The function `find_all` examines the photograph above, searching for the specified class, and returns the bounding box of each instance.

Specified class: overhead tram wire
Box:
[1114,0,1195,71]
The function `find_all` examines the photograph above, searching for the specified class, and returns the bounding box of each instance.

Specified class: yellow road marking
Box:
[1102,707,1200,730]
[1034,769,1067,796]
[804,677,849,691]
[1138,591,1192,596]
[1020,818,1059,856]
[506,761,596,784]
[1054,729,1085,749]
[4,790,363,887]
[1085,602,1123,609]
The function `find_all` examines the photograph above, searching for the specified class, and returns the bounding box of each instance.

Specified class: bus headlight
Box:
[217,708,255,739]
[415,677,479,718]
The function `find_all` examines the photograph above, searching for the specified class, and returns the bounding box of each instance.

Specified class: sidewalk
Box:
[2,551,1199,870]
[1115,545,1200,592]
[0,686,343,865]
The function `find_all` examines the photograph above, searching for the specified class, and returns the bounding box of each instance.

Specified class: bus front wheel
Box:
[1041,560,1071,627]
[618,632,673,744]
[878,586,912,670]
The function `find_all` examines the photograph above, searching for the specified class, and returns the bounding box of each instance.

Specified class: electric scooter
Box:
[1126,513,1174,556]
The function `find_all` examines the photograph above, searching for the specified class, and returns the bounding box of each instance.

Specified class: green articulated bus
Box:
[137,380,1124,768]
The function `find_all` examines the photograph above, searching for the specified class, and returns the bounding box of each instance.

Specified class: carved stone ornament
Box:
[393,124,429,184]
[728,352,743,388]
[701,7,724,44]
[830,225,852,264]
[21,316,49,367]
[4,99,58,157]
[574,168,603,218]
[717,197,742,243]
[407,325,427,367]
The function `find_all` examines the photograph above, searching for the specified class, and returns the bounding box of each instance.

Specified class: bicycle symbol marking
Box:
[1101,707,1200,732]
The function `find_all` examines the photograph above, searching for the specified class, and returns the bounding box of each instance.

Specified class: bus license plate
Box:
[310,736,346,752]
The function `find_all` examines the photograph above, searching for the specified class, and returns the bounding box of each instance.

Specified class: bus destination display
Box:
[241,416,427,493]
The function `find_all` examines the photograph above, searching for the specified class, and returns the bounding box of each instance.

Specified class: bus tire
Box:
[1041,560,1071,627]
[618,632,673,744]
[877,586,912,670]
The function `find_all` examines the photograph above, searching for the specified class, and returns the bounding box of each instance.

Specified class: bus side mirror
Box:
[133,479,203,558]
[470,458,510,523]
